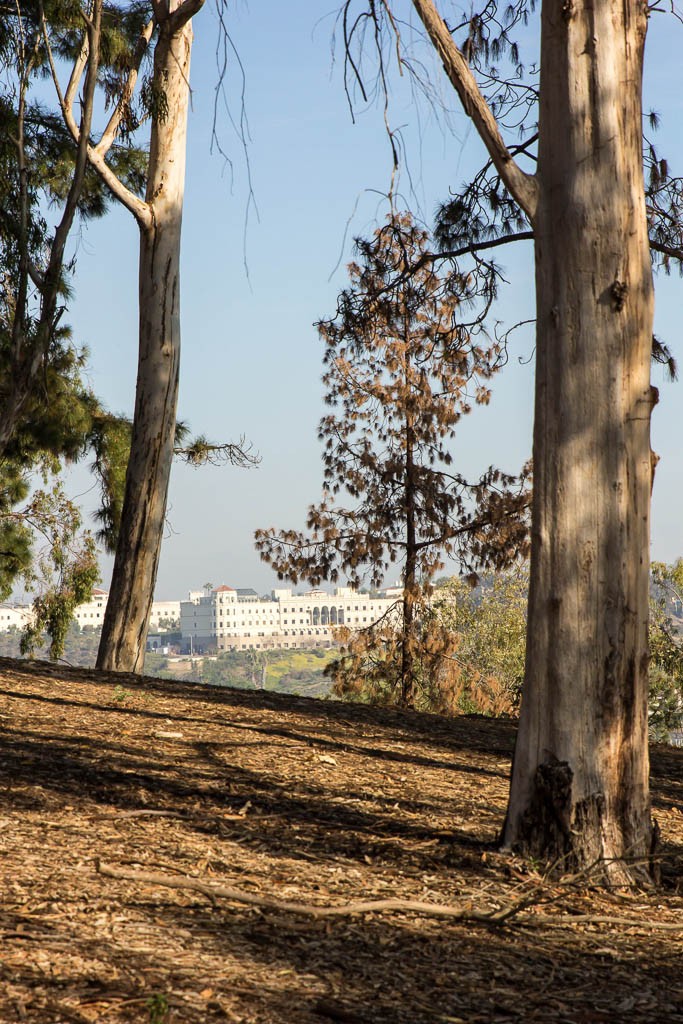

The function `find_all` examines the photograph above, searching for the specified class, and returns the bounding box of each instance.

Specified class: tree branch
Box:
[41,9,151,227]
[95,16,156,157]
[96,861,683,932]
[44,1,103,273]
[96,860,533,923]
[167,0,206,33]
[408,0,538,222]
[650,238,683,262]
[437,230,534,261]
[63,38,89,124]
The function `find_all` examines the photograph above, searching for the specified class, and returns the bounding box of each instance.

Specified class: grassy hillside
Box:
[147,647,337,697]
[0,625,337,697]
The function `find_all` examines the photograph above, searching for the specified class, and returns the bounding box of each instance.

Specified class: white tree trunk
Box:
[97,16,193,673]
[503,0,655,881]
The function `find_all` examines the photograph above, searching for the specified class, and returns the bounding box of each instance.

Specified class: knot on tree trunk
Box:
[610,279,629,312]
[519,757,575,865]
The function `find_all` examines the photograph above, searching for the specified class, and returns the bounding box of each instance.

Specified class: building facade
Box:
[0,605,33,630]
[71,591,181,631]
[0,591,182,634]
[72,588,109,628]
[179,584,403,652]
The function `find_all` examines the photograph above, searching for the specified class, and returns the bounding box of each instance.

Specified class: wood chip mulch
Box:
[1,657,682,1023]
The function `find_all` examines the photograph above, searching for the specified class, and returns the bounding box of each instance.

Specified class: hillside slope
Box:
[1,658,683,1023]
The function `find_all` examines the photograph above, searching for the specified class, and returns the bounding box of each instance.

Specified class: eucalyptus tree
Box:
[340,0,683,882]
[41,0,207,671]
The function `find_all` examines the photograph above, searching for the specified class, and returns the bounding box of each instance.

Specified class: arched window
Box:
[321,607,329,625]
[338,608,345,625]
[330,607,338,625]
[313,608,320,625]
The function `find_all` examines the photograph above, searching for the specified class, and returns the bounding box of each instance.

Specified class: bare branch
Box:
[95,16,156,157]
[96,860,535,923]
[167,0,206,33]
[64,38,89,124]
[650,238,683,263]
[420,230,534,272]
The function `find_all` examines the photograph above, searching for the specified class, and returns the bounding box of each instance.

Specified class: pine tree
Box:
[0,5,150,650]
[257,213,529,705]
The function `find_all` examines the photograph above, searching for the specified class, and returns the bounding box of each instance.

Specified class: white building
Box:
[0,590,181,634]
[72,591,181,631]
[73,588,109,628]
[0,605,32,631]
[148,600,182,630]
[180,584,402,652]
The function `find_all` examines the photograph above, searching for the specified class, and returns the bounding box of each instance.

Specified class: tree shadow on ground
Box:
[0,721,503,875]
[0,655,519,751]
[2,658,683,1023]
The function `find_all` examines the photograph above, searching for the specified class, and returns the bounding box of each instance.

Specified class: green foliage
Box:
[146,993,170,1024]
[330,560,683,741]
[19,485,100,661]
[88,412,132,552]
[0,5,133,617]
[648,560,683,741]
[0,281,110,659]
[188,648,336,697]
[0,468,34,601]
[433,570,528,714]
[328,568,527,715]
[140,74,169,126]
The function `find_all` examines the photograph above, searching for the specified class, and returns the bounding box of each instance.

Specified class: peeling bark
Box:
[503,0,655,882]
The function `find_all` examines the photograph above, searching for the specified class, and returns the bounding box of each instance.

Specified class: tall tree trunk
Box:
[401,426,417,706]
[503,0,655,882]
[401,561,417,706]
[97,15,193,672]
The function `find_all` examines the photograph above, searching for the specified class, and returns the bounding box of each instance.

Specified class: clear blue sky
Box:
[59,1,683,600]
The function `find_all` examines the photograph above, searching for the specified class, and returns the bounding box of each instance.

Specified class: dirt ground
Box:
[1,657,683,1024]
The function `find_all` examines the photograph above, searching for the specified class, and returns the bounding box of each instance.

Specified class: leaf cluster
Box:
[329,562,683,735]
[18,483,100,661]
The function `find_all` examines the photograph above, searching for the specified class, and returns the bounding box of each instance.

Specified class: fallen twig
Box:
[95,861,683,932]
[95,809,188,820]
[532,912,683,932]
[95,860,531,922]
